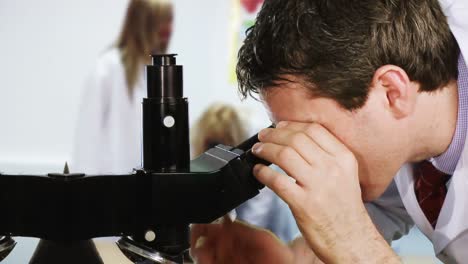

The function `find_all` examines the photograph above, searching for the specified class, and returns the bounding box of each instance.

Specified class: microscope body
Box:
[131,54,191,262]
[0,54,268,264]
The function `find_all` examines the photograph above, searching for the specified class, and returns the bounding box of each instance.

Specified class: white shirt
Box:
[72,48,145,174]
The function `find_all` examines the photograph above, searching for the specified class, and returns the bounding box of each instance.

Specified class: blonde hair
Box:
[191,104,248,157]
[116,0,173,94]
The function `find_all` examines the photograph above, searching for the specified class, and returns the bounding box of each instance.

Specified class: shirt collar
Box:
[431,54,468,174]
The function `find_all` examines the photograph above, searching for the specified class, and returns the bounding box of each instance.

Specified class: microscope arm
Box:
[0,143,266,241]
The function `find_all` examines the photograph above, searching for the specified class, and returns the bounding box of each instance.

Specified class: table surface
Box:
[1,238,441,263]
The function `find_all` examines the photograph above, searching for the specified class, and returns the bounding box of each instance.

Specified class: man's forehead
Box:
[260,88,320,125]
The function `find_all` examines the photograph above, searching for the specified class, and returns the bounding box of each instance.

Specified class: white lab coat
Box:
[395,138,468,263]
[395,133,468,263]
[394,1,468,262]
[72,48,145,174]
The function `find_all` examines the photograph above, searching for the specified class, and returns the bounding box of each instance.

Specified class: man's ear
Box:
[372,65,417,119]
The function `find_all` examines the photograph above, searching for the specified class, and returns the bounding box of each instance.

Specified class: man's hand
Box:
[253,121,399,263]
[190,217,296,264]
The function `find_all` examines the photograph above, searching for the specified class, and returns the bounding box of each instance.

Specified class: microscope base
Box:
[29,239,103,264]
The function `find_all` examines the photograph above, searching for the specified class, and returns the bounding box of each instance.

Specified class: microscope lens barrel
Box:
[137,54,190,262]
[143,54,190,172]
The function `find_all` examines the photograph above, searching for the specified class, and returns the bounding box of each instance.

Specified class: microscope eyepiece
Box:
[236,125,275,170]
[147,54,183,98]
[151,54,177,66]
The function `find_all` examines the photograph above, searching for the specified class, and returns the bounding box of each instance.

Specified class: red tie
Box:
[414,161,451,228]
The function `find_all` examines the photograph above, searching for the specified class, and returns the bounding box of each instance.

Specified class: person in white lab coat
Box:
[72,0,173,174]
[190,0,468,263]
[394,1,468,262]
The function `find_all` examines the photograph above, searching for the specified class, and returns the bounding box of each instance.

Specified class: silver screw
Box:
[163,116,175,128]
[145,230,156,242]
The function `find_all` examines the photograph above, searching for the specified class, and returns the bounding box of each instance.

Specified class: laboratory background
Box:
[0,0,442,263]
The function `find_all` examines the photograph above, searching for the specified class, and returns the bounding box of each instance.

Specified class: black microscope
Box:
[0,54,270,263]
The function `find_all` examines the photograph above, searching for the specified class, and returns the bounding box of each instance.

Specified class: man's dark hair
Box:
[236,0,459,110]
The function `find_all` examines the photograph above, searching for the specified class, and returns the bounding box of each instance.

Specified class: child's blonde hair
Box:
[191,104,248,157]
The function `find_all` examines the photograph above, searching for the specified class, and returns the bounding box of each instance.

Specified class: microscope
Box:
[0,54,270,263]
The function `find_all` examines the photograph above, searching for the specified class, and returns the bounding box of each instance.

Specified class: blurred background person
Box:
[72,0,173,174]
[191,103,249,155]
[191,103,299,242]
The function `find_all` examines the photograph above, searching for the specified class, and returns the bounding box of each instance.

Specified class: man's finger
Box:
[190,235,217,264]
[253,164,303,206]
[253,142,312,185]
[258,127,328,165]
[190,223,221,249]
[276,121,349,156]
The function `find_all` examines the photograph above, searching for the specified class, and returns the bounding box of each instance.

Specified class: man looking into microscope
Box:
[190,0,468,263]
